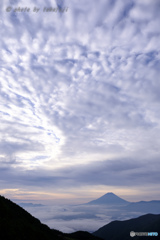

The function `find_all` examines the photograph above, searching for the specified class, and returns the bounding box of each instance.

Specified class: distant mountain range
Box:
[86,192,129,205]
[122,200,160,214]
[93,213,160,240]
[19,203,44,208]
[86,192,160,214]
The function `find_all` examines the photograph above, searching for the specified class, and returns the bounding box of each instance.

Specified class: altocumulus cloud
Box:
[0,0,160,199]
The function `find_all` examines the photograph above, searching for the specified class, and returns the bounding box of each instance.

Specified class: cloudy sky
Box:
[0,0,160,204]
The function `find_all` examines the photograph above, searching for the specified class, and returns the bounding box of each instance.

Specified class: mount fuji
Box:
[86,192,129,206]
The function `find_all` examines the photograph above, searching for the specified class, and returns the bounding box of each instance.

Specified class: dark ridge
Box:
[0,195,103,240]
[0,195,69,240]
[68,231,103,240]
[93,213,160,240]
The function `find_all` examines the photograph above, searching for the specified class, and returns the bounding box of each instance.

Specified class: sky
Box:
[0,0,160,204]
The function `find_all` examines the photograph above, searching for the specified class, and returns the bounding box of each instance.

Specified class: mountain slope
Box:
[68,231,103,240]
[87,192,129,205]
[0,195,102,240]
[0,195,64,240]
[93,213,160,240]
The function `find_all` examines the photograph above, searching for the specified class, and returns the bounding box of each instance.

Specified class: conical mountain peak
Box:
[87,192,129,205]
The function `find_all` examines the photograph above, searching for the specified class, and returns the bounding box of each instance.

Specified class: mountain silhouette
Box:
[87,192,129,205]
[93,213,160,240]
[68,231,103,240]
[122,200,160,214]
[0,195,64,240]
[87,193,160,214]
[19,202,44,208]
[0,195,102,240]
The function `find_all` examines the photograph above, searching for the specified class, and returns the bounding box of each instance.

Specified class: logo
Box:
[130,231,158,237]
[130,231,136,237]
